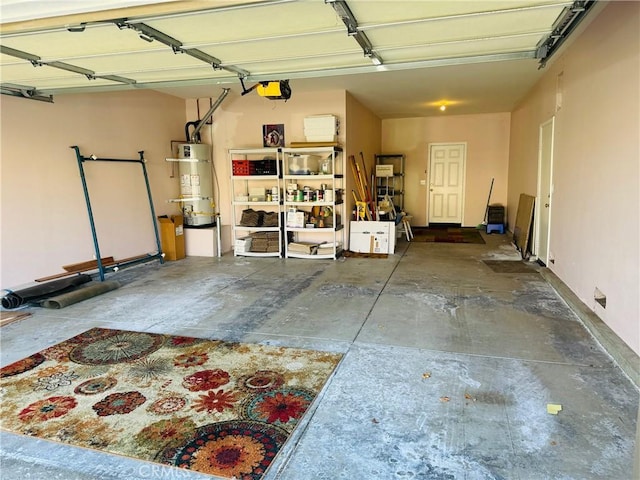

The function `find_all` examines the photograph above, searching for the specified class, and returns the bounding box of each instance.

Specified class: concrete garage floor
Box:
[1,232,638,479]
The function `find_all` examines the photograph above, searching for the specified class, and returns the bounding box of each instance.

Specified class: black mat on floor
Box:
[483,260,538,273]
[343,251,388,259]
[411,226,485,244]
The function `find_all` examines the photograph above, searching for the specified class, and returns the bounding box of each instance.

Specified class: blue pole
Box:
[71,146,105,281]
[138,151,164,264]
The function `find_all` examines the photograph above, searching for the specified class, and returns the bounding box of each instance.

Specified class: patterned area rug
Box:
[412,227,485,244]
[0,328,342,479]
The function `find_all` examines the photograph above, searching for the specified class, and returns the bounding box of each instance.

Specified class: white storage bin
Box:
[304,115,338,142]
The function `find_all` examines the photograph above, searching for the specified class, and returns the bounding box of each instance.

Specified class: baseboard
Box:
[540,269,639,389]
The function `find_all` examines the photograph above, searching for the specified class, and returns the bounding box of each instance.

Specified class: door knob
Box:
[545,203,549,207]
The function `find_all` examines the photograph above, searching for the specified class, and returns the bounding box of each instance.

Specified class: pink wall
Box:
[381,113,511,226]
[0,90,186,288]
[345,92,383,235]
[509,2,640,354]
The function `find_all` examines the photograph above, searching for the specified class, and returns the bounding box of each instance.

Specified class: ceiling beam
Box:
[0,1,259,35]
[325,0,383,66]
[536,0,597,67]
[0,83,53,102]
[0,44,138,84]
[116,20,250,78]
[357,2,574,31]
[29,50,536,97]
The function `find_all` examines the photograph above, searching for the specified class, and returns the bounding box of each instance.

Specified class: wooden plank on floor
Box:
[0,311,31,327]
[62,257,115,272]
[35,253,153,282]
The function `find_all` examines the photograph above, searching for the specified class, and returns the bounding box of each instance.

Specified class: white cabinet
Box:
[281,147,344,259]
[349,221,395,254]
[229,148,283,257]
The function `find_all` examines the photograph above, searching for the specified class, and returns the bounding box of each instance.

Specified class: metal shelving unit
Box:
[375,153,405,213]
[282,146,344,259]
[229,148,283,257]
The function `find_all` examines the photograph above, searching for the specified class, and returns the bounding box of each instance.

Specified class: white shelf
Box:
[229,148,283,258]
[283,174,337,181]
[233,251,281,257]
[282,146,344,260]
[286,252,339,260]
[234,226,280,232]
[231,175,279,180]
[284,201,340,207]
[285,227,338,233]
[229,148,280,155]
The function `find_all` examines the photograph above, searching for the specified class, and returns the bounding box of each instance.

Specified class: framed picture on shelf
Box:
[263,124,285,147]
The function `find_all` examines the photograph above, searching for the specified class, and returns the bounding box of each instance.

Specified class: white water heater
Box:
[174,143,215,227]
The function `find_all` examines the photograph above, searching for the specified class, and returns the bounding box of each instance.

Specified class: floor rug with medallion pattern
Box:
[0,328,343,479]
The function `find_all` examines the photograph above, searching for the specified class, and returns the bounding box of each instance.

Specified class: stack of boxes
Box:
[249,232,280,253]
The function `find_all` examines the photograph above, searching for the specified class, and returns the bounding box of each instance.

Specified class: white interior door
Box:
[428,143,466,224]
[535,117,554,265]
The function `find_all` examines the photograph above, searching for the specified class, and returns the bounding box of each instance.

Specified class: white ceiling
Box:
[0,0,599,118]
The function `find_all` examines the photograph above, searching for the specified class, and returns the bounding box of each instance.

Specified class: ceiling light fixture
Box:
[440,105,446,111]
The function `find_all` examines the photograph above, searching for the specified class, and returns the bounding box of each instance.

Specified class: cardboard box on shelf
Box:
[158,215,185,261]
[376,164,394,177]
[288,242,319,255]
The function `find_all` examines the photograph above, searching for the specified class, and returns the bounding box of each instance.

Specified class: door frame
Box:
[427,142,467,225]
[534,117,555,264]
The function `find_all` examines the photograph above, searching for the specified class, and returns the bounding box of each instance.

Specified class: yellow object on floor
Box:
[547,403,563,415]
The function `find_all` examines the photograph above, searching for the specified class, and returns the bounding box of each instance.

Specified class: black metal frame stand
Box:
[71,146,164,281]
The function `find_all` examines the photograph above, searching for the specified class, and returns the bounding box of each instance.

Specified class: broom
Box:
[477,178,494,230]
